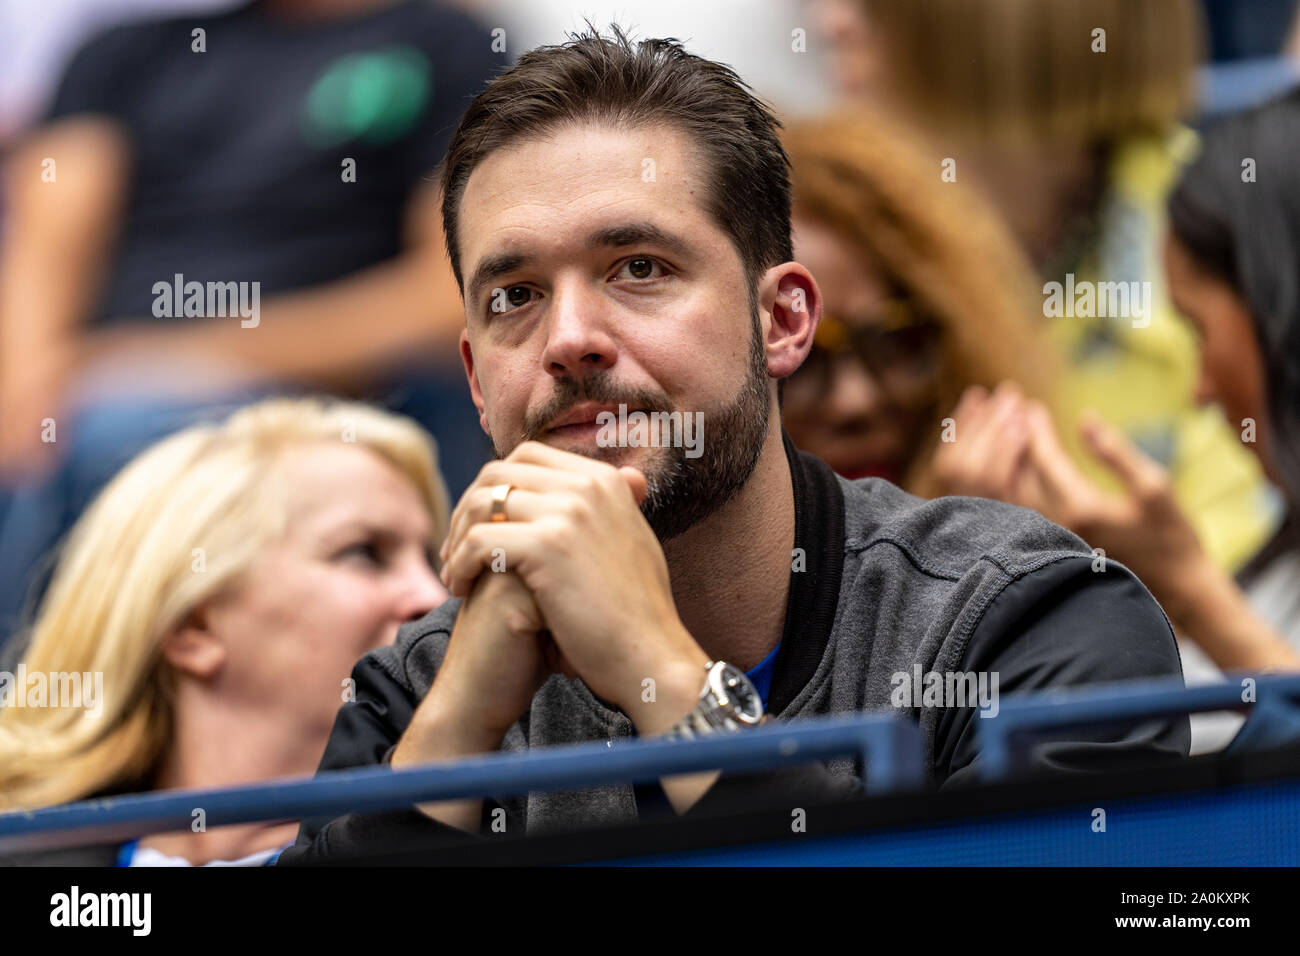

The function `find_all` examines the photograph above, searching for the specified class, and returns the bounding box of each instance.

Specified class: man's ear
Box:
[460,328,491,436]
[160,606,226,681]
[759,262,821,380]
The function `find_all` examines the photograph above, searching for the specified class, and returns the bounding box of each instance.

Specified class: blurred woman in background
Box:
[953,90,1300,688]
[0,397,449,864]
[781,110,1060,495]
[829,0,1278,575]
[1164,89,1300,657]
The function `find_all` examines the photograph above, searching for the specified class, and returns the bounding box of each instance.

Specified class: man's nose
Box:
[393,558,449,622]
[540,280,618,377]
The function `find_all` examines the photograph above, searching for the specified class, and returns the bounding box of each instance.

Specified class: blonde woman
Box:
[0,397,450,864]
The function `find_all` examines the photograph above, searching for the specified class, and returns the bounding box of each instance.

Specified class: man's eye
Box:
[613,257,665,282]
[488,285,538,316]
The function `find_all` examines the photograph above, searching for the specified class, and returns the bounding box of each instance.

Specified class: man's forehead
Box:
[458,122,715,260]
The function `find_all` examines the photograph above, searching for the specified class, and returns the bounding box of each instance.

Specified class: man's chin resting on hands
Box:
[278,26,1189,864]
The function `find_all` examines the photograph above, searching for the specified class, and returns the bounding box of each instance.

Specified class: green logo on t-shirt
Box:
[303,46,431,147]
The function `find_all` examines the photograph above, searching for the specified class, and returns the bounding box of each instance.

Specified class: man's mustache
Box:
[521,376,673,441]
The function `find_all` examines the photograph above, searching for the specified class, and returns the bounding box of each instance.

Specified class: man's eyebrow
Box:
[466,251,530,308]
[466,222,696,308]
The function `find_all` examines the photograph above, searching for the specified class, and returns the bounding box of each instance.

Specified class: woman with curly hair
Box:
[781,109,1061,496]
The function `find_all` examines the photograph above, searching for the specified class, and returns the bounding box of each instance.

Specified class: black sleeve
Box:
[397,8,509,184]
[42,25,146,125]
[680,762,863,821]
[276,652,495,866]
[935,555,1191,789]
[679,557,1191,813]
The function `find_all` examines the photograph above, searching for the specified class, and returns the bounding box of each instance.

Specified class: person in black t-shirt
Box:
[0,0,505,646]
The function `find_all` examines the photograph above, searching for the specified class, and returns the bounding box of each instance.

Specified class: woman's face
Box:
[784,216,935,481]
[1163,232,1277,484]
[806,0,879,100]
[197,442,448,737]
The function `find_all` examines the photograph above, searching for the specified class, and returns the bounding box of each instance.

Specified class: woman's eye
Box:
[338,541,384,566]
[614,257,665,281]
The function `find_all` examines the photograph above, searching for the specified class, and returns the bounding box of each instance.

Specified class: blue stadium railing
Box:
[0,710,926,854]
[977,672,1300,781]
[2,673,1299,857]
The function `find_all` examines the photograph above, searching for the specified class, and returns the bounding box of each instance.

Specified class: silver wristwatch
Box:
[665,660,765,739]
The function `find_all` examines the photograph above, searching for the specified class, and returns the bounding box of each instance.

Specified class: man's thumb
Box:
[618,465,648,506]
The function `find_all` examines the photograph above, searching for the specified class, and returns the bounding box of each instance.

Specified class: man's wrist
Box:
[398,687,508,766]
[391,689,507,834]
[624,637,710,737]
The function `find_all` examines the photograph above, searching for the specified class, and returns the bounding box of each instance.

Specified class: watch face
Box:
[713,663,763,723]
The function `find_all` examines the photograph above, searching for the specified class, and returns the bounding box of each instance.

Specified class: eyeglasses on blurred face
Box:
[793,296,944,406]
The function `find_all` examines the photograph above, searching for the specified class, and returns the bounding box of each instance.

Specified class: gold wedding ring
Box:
[490,483,513,522]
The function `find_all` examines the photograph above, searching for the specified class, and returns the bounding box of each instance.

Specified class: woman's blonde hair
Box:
[785,109,1062,494]
[862,0,1203,146]
[0,396,451,810]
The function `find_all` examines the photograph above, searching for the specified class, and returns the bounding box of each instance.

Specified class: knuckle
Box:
[542,513,575,543]
[510,439,541,460]
[558,494,589,526]
[597,470,624,497]
[463,523,489,552]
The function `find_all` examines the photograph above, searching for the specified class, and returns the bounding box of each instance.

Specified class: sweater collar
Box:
[567,430,847,724]
[766,430,846,715]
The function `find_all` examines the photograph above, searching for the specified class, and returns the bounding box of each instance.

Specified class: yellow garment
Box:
[1044,131,1280,572]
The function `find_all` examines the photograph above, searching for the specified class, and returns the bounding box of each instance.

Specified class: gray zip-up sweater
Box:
[279,435,1188,863]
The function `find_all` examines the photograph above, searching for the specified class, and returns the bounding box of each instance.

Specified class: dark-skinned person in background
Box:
[278,27,1189,863]
[934,90,1300,749]
[780,110,1066,497]
[815,0,1279,581]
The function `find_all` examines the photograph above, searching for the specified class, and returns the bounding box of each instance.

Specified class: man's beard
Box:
[498,317,771,542]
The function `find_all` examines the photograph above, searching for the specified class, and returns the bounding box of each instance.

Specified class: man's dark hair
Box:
[438,23,794,300]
